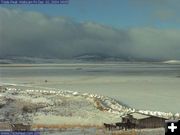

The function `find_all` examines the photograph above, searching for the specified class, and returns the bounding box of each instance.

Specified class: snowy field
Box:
[0,86,166,135]
[0,86,132,125]
[0,62,180,113]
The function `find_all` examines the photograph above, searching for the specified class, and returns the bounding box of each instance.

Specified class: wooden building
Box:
[122,112,167,128]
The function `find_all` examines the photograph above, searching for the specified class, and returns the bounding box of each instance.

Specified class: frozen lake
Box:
[0,62,180,113]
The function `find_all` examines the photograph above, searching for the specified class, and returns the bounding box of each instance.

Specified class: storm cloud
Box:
[0,7,180,61]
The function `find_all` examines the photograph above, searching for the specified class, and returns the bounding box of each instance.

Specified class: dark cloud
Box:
[0,7,180,61]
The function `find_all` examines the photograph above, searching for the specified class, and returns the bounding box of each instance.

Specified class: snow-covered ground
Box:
[0,86,168,134]
[0,86,131,125]
[0,63,180,135]
[0,86,178,125]
[163,60,180,64]
[1,63,180,113]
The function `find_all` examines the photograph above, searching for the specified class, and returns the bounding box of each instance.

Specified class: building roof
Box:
[129,112,150,120]
[123,112,168,120]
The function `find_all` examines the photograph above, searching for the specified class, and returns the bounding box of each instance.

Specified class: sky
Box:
[0,0,180,61]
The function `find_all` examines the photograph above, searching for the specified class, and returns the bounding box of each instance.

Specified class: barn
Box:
[122,112,167,128]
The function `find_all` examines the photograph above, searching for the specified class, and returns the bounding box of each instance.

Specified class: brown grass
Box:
[111,130,137,135]
[95,129,137,135]
[0,122,138,135]
[0,122,11,129]
[32,123,103,129]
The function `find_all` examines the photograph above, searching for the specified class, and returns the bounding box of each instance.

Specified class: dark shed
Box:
[122,112,167,128]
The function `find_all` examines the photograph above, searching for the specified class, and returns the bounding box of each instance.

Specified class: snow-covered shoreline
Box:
[0,84,177,135]
[0,85,124,125]
[1,84,179,125]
